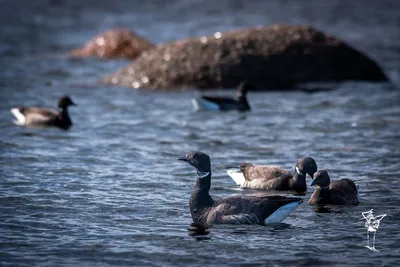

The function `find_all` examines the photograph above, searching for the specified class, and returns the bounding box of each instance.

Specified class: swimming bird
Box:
[191,82,254,111]
[178,151,303,226]
[308,170,359,205]
[10,95,76,130]
[227,157,317,193]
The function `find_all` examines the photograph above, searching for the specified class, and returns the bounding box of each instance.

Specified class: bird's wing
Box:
[240,164,290,181]
[208,195,302,225]
[23,108,58,124]
[329,179,359,205]
[218,213,260,224]
[206,196,260,224]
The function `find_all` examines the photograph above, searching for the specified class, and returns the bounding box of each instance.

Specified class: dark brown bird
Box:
[227,157,318,193]
[191,82,254,111]
[178,151,303,226]
[10,96,76,130]
[308,170,359,205]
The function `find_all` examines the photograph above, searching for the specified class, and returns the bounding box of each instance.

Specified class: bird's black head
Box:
[178,151,211,173]
[237,81,256,97]
[311,170,331,188]
[296,157,318,177]
[58,96,76,109]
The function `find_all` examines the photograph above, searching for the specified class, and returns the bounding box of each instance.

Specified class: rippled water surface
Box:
[1,0,400,266]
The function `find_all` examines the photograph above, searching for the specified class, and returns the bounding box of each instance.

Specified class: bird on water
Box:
[191,81,254,112]
[308,170,359,205]
[227,157,318,193]
[10,95,76,130]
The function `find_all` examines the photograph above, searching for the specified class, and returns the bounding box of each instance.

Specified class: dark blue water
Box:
[1,0,399,266]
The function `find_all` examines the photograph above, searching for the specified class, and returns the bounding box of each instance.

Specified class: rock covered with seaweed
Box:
[71,28,155,59]
[79,25,387,90]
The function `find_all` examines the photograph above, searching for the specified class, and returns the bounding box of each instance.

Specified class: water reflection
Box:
[188,223,211,241]
[313,205,346,214]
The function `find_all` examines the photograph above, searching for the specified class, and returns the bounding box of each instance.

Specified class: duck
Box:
[227,157,317,193]
[191,81,254,111]
[10,95,76,130]
[308,170,359,205]
[178,151,303,226]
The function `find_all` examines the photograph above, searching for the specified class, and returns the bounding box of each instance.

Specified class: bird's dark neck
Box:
[194,170,211,190]
[237,95,250,110]
[319,186,330,197]
[237,94,246,101]
[57,107,72,128]
[189,172,214,221]
[289,171,307,192]
[313,186,331,203]
[58,107,69,117]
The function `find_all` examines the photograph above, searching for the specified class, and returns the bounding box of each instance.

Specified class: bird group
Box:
[10,84,359,228]
[179,151,359,227]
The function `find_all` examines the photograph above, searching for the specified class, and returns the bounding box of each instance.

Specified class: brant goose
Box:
[178,151,303,226]
[227,157,317,193]
[191,82,254,111]
[10,95,76,130]
[308,170,359,205]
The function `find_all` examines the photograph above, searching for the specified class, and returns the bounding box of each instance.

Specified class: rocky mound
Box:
[71,28,155,59]
[102,25,387,90]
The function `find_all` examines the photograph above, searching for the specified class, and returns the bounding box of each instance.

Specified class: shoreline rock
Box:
[70,28,155,59]
[100,25,388,90]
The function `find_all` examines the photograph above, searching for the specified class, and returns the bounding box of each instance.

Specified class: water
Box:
[1,0,400,266]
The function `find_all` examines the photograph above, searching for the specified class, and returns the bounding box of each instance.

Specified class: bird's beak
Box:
[310,177,320,186]
[178,156,187,162]
[71,101,77,106]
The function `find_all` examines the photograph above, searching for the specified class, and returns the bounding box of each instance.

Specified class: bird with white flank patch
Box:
[191,81,254,111]
[227,157,317,194]
[178,151,303,226]
[10,95,76,130]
